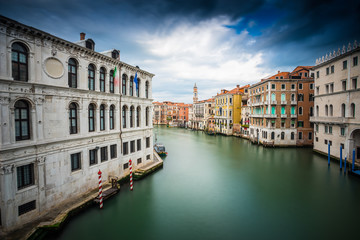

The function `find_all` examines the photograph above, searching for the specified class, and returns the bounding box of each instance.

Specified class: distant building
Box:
[311,42,360,161]
[214,85,245,135]
[152,101,191,127]
[0,16,154,231]
[249,66,314,146]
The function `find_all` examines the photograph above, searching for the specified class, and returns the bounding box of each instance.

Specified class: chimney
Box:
[236,85,239,88]
[80,32,86,40]
[278,71,280,74]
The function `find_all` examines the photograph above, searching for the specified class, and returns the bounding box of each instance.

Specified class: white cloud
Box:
[134,16,271,102]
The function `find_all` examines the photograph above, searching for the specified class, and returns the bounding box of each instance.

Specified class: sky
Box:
[1,0,359,103]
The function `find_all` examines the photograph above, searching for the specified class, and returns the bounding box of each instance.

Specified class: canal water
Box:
[51,126,360,240]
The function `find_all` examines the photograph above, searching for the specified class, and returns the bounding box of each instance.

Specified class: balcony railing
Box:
[290,114,297,118]
[271,100,277,105]
[281,114,287,118]
[281,101,287,105]
[290,101,297,105]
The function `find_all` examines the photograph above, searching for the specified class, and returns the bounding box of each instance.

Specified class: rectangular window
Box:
[325,139,328,144]
[316,87,319,95]
[123,142,129,155]
[291,120,295,128]
[354,56,358,66]
[316,71,319,78]
[146,154,151,160]
[281,120,285,128]
[89,149,98,165]
[299,83,303,90]
[110,144,117,159]
[341,143,345,149]
[137,139,141,151]
[271,84,275,89]
[343,60,347,70]
[342,80,347,91]
[123,163,129,169]
[326,67,329,75]
[146,137,150,148]
[291,84,295,89]
[352,78,357,89]
[316,137,318,142]
[329,126,332,134]
[298,121,304,127]
[325,125,328,133]
[130,140,135,153]
[310,83,314,90]
[71,153,81,171]
[308,132,312,140]
[326,84,329,93]
[100,146,108,162]
[18,200,36,216]
[281,84,285,90]
[330,83,334,93]
[329,140,332,146]
[17,163,34,189]
[316,124,319,132]
[299,132,303,140]
[137,158,142,164]
[331,65,334,73]
[341,127,345,136]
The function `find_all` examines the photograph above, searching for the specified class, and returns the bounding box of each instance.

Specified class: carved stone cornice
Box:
[0,164,14,175]
[36,156,46,165]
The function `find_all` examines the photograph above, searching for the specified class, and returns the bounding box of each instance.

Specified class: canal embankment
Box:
[0,152,164,240]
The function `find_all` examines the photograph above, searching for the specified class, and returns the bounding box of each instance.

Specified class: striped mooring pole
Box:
[129,159,133,191]
[328,142,330,166]
[98,169,103,209]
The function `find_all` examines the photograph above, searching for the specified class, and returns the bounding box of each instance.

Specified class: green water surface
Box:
[51,126,360,240]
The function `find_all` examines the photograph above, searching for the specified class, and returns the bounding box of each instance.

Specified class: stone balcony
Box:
[281,114,287,118]
[271,100,277,105]
[290,114,297,118]
[281,101,287,105]
[264,114,277,118]
[290,101,297,105]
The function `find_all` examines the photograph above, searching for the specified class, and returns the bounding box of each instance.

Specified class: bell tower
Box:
[193,83,198,103]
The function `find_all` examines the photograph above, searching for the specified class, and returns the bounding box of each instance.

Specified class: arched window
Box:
[15,100,30,140]
[122,105,127,128]
[110,105,115,130]
[146,107,149,126]
[109,70,114,93]
[88,104,95,132]
[281,93,286,101]
[291,132,295,140]
[130,106,134,128]
[122,74,127,95]
[316,105,319,117]
[136,106,141,127]
[341,104,346,117]
[68,58,77,88]
[130,76,134,96]
[136,78,141,97]
[88,64,95,90]
[281,132,285,140]
[271,93,276,101]
[100,104,105,131]
[145,81,149,98]
[291,94,295,101]
[351,103,355,117]
[329,105,333,116]
[271,132,275,140]
[12,42,28,81]
[299,106,303,115]
[310,107,313,117]
[69,103,78,134]
[325,105,328,116]
[298,94,304,101]
[100,67,105,92]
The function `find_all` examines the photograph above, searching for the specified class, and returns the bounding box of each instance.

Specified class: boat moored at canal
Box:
[154,143,168,157]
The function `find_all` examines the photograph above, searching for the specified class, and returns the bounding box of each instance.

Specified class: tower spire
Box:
[193,83,198,103]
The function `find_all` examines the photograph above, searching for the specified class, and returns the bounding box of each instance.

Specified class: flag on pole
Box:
[114,66,119,86]
[134,72,138,90]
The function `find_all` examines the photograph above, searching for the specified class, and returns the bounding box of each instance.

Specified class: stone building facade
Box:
[0,16,154,231]
[311,42,360,161]
[249,66,314,146]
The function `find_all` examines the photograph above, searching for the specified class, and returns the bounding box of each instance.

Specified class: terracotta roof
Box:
[267,71,290,79]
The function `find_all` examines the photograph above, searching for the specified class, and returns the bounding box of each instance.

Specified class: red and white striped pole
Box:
[98,169,103,209]
[129,159,133,191]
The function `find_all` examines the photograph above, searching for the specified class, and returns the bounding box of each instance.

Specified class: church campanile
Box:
[193,83,198,103]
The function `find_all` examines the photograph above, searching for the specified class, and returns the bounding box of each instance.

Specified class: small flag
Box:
[114,66,119,86]
[134,72,138,90]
